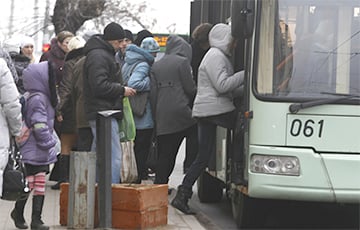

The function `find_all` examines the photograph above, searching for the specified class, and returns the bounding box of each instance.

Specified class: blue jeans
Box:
[89,119,122,184]
[181,111,237,190]
[181,119,216,189]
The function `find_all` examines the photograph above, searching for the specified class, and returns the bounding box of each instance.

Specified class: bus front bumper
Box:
[248,145,360,203]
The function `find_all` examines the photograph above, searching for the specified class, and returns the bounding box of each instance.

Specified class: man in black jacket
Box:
[83,22,136,183]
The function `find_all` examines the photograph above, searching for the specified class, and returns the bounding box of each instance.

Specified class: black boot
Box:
[30,196,49,230]
[11,198,28,229]
[51,155,70,190]
[171,185,196,215]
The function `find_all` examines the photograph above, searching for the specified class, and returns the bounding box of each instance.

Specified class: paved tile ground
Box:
[0,141,205,230]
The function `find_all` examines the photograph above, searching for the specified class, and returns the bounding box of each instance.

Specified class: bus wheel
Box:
[197,171,224,203]
[231,187,267,228]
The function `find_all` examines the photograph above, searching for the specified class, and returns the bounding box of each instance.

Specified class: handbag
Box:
[120,141,138,183]
[118,97,136,142]
[128,92,149,117]
[1,138,30,201]
[125,61,149,117]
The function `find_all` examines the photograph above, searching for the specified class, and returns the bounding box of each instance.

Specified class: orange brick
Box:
[60,183,168,229]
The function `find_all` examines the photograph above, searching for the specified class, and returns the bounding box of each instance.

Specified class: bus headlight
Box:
[250,154,300,176]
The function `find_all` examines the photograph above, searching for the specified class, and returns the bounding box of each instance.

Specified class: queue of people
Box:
[0,20,244,229]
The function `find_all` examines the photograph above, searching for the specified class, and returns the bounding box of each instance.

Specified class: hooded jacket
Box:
[150,35,196,135]
[83,35,125,121]
[192,23,244,117]
[21,61,57,165]
[122,44,154,129]
[0,58,22,197]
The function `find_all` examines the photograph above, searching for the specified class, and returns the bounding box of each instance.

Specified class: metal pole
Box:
[96,112,113,228]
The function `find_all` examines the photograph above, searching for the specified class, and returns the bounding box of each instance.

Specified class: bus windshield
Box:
[255,0,360,101]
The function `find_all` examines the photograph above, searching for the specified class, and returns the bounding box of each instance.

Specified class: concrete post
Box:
[67,151,96,228]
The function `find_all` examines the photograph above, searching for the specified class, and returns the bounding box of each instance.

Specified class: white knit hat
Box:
[20,36,35,48]
[67,36,86,51]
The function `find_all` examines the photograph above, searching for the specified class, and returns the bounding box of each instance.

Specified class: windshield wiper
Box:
[289,92,360,114]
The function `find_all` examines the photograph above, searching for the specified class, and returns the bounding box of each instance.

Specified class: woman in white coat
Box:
[171,23,244,214]
[0,58,22,197]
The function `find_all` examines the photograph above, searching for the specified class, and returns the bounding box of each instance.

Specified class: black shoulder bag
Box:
[126,62,149,117]
[1,137,30,201]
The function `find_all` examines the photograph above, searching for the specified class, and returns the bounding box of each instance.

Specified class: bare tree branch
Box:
[52,0,106,34]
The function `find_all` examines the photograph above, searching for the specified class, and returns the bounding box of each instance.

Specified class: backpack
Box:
[15,92,39,147]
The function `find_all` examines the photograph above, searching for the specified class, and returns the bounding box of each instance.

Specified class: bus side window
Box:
[274,19,293,95]
[350,18,360,94]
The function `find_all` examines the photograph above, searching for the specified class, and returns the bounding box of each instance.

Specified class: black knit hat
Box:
[103,22,125,41]
[124,29,134,42]
[134,30,153,46]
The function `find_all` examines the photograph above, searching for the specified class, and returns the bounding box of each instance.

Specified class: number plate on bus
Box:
[286,114,360,153]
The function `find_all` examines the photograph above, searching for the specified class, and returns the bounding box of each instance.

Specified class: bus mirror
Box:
[231,0,255,39]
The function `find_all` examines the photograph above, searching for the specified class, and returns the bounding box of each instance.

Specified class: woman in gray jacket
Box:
[171,23,244,214]
[150,35,197,186]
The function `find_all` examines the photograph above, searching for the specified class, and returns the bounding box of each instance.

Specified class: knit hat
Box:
[124,29,134,42]
[67,36,86,51]
[134,30,153,46]
[141,37,160,53]
[20,36,35,48]
[103,22,125,41]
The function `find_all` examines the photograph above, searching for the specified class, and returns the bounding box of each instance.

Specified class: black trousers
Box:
[154,126,195,184]
[134,128,153,183]
[77,127,93,151]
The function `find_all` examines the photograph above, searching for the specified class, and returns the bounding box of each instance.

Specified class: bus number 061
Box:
[290,119,324,138]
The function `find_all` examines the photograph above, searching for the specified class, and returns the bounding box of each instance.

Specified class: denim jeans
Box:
[181,119,216,189]
[89,119,122,184]
[181,111,236,190]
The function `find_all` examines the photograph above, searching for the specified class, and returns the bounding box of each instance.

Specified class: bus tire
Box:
[197,171,224,203]
[231,187,267,228]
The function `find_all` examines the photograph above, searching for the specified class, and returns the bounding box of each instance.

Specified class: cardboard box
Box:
[60,183,168,229]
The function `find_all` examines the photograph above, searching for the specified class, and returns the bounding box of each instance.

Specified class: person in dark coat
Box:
[115,29,134,67]
[40,31,74,86]
[150,34,197,185]
[134,29,153,47]
[83,22,136,183]
[40,31,74,184]
[183,23,213,175]
[191,23,213,84]
[51,36,86,190]
[7,36,36,95]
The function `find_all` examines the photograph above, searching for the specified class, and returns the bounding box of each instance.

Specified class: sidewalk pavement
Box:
[0,143,206,229]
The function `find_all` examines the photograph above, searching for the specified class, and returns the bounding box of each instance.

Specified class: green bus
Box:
[193,0,360,228]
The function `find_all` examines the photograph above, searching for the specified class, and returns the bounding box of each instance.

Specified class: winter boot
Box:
[51,155,70,190]
[30,196,49,230]
[171,185,196,215]
[11,198,28,229]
